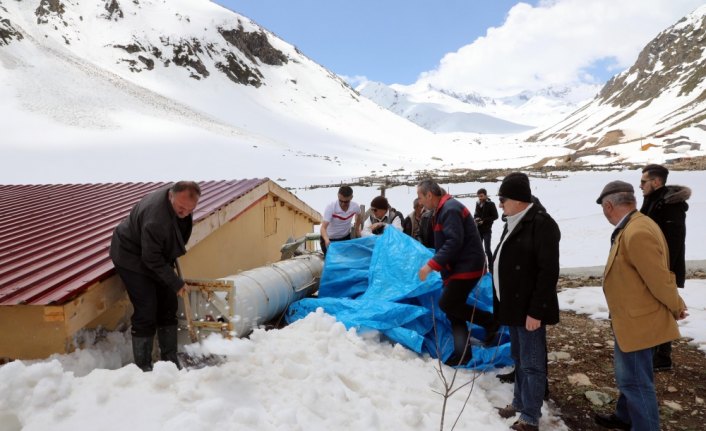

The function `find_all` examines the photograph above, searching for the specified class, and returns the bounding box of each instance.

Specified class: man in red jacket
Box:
[417,179,497,366]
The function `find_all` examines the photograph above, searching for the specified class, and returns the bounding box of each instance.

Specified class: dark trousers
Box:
[480,230,493,265]
[320,233,351,255]
[439,278,494,354]
[653,341,672,367]
[115,266,178,337]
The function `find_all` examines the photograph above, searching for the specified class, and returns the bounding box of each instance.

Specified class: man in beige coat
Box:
[594,180,687,431]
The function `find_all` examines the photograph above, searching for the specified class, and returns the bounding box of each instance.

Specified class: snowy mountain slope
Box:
[529,5,706,165]
[356,81,534,134]
[0,0,463,185]
[357,80,597,134]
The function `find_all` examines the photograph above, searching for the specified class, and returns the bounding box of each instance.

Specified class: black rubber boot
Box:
[157,325,182,369]
[132,335,154,372]
[444,322,473,366]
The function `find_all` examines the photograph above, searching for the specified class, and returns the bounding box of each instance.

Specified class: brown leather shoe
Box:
[510,420,539,431]
[496,405,517,419]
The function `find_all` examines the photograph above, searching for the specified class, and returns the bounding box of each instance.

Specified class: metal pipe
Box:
[180,254,323,339]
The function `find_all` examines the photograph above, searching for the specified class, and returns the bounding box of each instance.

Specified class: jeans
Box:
[613,340,660,430]
[480,230,493,265]
[509,325,547,426]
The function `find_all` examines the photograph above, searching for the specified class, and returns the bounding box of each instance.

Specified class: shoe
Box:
[510,420,538,431]
[496,404,517,419]
[594,413,631,430]
[497,368,516,383]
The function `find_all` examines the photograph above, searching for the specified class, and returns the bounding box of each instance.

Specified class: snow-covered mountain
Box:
[0,0,458,185]
[529,5,706,165]
[2,1,703,187]
[357,80,597,134]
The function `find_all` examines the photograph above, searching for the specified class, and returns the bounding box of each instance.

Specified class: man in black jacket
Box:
[639,164,691,371]
[474,188,499,265]
[417,179,497,366]
[492,173,560,431]
[110,181,201,371]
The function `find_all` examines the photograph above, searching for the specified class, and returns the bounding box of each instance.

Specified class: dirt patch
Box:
[542,295,706,430]
[298,156,706,193]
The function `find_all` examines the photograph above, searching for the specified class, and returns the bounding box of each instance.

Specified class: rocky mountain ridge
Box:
[4,0,297,87]
[529,5,706,165]
[0,0,456,185]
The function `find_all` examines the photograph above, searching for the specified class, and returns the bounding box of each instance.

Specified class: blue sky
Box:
[215,1,704,96]
[215,0,535,85]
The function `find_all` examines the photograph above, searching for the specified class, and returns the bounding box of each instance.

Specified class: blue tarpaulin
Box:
[286,227,512,370]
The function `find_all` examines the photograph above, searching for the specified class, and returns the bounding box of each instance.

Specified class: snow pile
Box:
[559,280,706,353]
[0,310,569,431]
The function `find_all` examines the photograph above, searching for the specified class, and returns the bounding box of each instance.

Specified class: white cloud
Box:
[340,74,369,88]
[418,0,705,97]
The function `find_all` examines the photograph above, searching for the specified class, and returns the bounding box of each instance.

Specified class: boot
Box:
[132,335,154,372]
[157,325,182,369]
[445,323,473,366]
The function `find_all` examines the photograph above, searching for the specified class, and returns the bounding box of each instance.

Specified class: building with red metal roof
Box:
[0,179,321,359]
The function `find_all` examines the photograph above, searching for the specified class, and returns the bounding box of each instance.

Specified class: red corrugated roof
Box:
[0,179,267,306]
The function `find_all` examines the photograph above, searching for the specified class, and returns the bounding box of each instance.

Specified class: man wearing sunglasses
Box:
[639,164,691,372]
[492,172,560,431]
[320,185,361,254]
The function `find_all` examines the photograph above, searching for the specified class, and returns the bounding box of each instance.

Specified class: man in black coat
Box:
[639,164,691,371]
[110,181,201,371]
[492,173,560,431]
[474,188,499,265]
[417,179,497,366]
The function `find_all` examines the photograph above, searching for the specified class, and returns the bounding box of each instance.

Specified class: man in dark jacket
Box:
[474,188,499,265]
[110,181,201,371]
[417,179,497,366]
[492,173,560,431]
[639,164,691,371]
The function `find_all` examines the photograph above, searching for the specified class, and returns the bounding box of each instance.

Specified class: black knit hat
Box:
[370,195,389,210]
[498,172,532,203]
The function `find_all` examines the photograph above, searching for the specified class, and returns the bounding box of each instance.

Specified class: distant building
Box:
[0,179,321,360]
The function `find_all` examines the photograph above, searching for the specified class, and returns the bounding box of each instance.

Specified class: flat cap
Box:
[596,180,634,204]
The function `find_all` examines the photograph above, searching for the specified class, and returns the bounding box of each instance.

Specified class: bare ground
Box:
[537,276,706,430]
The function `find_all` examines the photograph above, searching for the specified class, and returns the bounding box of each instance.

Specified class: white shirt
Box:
[493,203,534,300]
[323,200,360,239]
[361,209,403,237]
